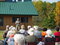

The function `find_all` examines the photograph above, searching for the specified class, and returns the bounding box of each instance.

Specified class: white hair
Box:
[7,30,15,37]
[9,26,13,30]
[27,25,31,29]
[19,29,25,33]
[11,27,16,31]
[14,34,25,45]
[33,26,39,30]
[45,29,52,37]
[27,28,34,36]
[46,29,52,35]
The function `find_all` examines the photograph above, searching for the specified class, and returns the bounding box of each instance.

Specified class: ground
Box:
[0,31,4,40]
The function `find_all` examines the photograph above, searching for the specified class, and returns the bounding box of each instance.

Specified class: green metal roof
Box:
[0,1,38,16]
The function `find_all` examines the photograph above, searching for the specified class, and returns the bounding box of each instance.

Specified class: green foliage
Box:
[33,1,56,28]
[42,13,56,28]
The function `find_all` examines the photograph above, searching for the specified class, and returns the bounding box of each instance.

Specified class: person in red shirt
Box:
[54,27,60,42]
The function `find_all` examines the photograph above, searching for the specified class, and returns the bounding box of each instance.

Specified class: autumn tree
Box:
[33,1,56,28]
[55,1,60,27]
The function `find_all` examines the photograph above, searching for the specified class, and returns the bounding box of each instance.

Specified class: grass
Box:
[0,30,56,40]
[0,31,4,40]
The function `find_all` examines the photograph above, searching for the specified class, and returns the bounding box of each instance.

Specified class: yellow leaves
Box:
[56,1,60,7]
[55,1,60,26]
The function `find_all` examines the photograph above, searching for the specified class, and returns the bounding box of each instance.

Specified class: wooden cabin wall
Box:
[0,15,32,30]
[0,0,5,1]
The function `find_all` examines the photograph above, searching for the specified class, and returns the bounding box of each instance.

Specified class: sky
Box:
[42,0,60,3]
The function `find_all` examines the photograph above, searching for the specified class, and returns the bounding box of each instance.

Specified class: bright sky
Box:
[42,0,60,3]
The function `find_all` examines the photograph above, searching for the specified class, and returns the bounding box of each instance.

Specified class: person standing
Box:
[15,18,20,31]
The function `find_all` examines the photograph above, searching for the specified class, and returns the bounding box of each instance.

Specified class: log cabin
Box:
[0,0,38,30]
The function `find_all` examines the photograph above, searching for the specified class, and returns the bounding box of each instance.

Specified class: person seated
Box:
[42,28,47,37]
[27,25,32,30]
[45,29,55,42]
[7,34,14,45]
[14,33,25,45]
[19,25,28,36]
[27,28,34,36]
[3,25,9,39]
[33,26,42,38]
[54,26,60,43]
[44,29,55,45]
[41,28,47,42]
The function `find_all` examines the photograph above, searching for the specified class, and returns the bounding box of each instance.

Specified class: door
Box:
[0,17,4,26]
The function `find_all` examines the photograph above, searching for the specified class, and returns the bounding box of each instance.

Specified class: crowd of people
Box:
[3,25,60,45]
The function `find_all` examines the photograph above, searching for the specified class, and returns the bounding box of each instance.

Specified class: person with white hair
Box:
[45,29,55,37]
[44,29,55,42]
[27,28,34,36]
[4,28,16,45]
[27,25,32,30]
[6,30,15,37]
[7,34,14,45]
[9,26,14,30]
[33,26,42,38]
[14,33,25,45]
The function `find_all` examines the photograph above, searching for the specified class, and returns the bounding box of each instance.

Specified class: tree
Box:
[55,1,60,27]
[33,1,56,28]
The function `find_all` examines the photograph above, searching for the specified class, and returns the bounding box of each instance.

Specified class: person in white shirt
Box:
[15,18,20,31]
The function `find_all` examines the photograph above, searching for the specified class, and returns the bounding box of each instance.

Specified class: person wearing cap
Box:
[15,18,20,31]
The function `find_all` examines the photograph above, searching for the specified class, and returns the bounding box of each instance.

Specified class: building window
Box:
[21,17,28,23]
[12,17,21,22]
[24,0,31,1]
[5,0,31,2]
[12,17,28,23]
[0,17,4,26]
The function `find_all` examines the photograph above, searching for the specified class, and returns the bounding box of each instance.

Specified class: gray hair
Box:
[14,34,25,45]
